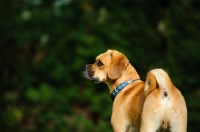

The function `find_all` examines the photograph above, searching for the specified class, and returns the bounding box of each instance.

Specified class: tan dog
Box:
[83,49,187,132]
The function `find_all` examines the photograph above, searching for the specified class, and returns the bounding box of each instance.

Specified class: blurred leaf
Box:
[12,108,23,121]
[25,87,40,101]
[40,83,54,103]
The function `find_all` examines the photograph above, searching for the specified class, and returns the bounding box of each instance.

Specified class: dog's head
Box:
[83,50,129,83]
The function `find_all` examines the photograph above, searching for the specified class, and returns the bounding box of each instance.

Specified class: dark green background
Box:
[1,0,200,131]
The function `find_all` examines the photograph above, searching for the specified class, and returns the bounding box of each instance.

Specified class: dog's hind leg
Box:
[169,116,187,132]
[140,104,163,132]
[169,118,187,132]
[140,88,166,132]
[168,99,187,132]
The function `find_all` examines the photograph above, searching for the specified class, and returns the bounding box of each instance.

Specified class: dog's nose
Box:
[83,64,91,70]
[83,65,87,70]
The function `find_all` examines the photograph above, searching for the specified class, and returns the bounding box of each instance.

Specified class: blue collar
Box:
[110,79,140,101]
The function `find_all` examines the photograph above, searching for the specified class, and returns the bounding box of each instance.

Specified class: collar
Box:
[110,79,140,101]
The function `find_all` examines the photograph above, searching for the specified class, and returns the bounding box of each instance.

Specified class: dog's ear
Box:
[108,50,129,80]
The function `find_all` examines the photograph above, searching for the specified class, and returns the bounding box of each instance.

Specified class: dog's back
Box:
[140,69,187,132]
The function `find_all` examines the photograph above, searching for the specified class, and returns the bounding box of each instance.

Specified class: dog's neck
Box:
[106,64,140,94]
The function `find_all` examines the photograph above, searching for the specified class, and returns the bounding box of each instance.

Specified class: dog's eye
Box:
[96,60,104,67]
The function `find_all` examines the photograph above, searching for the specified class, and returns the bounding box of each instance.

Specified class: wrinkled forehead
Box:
[96,50,112,61]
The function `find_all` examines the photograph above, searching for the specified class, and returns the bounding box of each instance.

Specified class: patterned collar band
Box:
[110,79,140,101]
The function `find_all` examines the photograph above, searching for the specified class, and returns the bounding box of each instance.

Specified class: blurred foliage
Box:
[1,0,200,131]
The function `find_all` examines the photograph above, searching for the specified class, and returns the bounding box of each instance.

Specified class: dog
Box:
[83,49,187,132]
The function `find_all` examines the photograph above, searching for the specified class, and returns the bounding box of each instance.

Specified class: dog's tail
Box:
[144,68,173,97]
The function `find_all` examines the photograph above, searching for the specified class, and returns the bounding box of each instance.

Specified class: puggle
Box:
[83,49,187,132]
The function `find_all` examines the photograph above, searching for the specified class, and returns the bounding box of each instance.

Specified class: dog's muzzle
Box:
[83,64,100,83]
